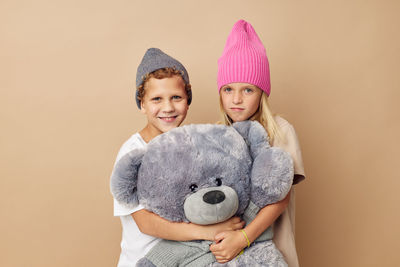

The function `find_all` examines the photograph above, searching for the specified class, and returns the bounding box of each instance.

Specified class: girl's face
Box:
[220,83,262,122]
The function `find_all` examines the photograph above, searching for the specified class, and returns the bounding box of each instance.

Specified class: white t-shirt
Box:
[112,133,160,267]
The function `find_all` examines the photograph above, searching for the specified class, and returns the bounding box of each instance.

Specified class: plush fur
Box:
[110,121,294,266]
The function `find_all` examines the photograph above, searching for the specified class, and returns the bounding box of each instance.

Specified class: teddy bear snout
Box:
[183,186,239,225]
[203,190,225,204]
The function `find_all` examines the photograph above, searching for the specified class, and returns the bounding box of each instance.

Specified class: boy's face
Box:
[140,75,189,138]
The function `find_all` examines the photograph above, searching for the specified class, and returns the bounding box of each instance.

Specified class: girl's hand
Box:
[209,230,248,263]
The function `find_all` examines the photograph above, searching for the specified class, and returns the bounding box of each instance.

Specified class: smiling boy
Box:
[112,48,192,266]
[137,67,191,142]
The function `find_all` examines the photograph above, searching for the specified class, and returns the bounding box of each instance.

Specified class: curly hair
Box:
[137,67,191,102]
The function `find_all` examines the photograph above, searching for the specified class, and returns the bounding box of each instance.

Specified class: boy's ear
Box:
[110,148,146,207]
[140,100,146,113]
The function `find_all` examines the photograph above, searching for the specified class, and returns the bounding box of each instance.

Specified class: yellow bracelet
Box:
[240,229,250,248]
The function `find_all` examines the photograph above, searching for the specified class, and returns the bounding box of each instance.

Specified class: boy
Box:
[112,48,243,267]
[112,48,192,266]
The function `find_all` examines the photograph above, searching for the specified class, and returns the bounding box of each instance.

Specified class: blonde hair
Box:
[219,92,284,144]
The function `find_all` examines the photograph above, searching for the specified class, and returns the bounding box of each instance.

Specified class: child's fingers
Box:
[214,254,225,260]
[210,241,227,253]
[234,220,245,230]
[215,257,229,264]
[209,242,220,252]
[230,216,242,223]
[213,249,231,263]
[214,231,226,243]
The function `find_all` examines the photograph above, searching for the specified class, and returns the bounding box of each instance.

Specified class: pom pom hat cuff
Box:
[135,48,191,109]
[217,20,271,96]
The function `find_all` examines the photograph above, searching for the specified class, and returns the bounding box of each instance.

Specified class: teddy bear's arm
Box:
[110,148,145,207]
[250,147,293,208]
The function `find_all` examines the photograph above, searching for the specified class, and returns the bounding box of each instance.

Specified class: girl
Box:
[209,20,306,267]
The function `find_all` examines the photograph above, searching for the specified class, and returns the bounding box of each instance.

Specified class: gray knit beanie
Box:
[135,48,192,109]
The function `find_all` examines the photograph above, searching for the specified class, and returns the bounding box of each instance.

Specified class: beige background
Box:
[1,0,399,266]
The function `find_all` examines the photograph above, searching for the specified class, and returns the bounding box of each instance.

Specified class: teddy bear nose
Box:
[203,190,226,204]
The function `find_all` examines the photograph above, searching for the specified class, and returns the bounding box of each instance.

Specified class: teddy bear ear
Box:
[233,121,294,207]
[110,148,146,208]
[232,121,270,159]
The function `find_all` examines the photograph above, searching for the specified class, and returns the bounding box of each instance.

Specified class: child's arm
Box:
[209,191,291,263]
[132,209,245,241]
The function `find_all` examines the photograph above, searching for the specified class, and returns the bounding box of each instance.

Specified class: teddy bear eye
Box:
[189,184,198,192]
[215,178,222,186]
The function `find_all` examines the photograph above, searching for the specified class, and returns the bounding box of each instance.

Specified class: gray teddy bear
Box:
[111,121,294,267]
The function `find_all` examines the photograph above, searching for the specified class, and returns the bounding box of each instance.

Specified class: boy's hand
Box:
[209,230,248,263]
[207,217,245,237]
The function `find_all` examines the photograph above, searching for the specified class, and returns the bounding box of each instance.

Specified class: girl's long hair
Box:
[219,92,284,144]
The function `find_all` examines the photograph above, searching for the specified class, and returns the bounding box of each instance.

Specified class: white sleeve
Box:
[115,141,136,164]
[113,199,145,216]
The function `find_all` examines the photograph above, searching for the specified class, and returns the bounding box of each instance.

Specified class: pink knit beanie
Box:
[217,20,271,95]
